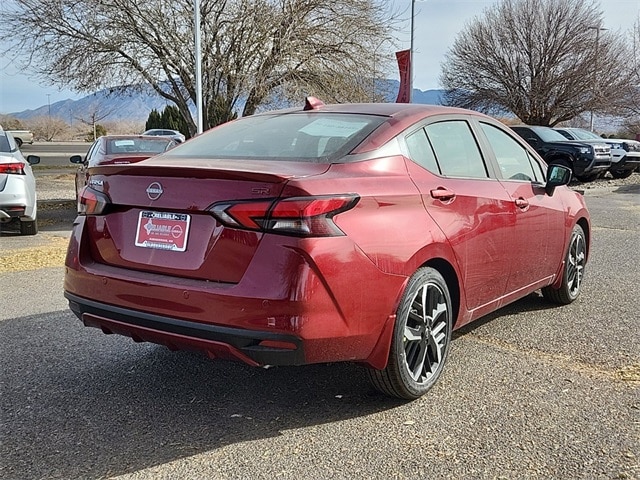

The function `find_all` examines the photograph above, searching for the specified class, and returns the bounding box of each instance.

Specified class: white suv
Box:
[555,127,640,179]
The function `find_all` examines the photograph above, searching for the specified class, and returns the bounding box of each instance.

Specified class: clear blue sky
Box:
[1,0,638,114]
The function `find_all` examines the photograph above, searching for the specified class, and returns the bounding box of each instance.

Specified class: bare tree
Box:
[440,0,633,126]
[1,0,396,134]
[0,115,26,130]
[27,116,70,141]
[75,104,115,141]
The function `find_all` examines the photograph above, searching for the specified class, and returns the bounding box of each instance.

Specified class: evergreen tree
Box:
[145,109,162,130]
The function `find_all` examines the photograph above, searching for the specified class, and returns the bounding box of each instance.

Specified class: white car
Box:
[0,130,40,235]
[555,127,640,179]
[142,128,186,143]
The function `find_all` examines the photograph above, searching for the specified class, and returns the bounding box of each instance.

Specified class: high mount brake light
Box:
[0,163,25,175]
[211,195,359,237]
[78,186,111,215]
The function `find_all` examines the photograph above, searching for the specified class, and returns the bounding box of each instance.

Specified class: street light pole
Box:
[409,0,415,103]
[587,24,607,132]
[194,0,203,135]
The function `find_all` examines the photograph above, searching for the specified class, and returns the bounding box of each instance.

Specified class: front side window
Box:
[424,121,488,178]
[481,123,540,182]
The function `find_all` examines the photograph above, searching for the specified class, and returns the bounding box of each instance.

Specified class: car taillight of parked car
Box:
[211,195,359,237]
[0,163,25,175]
[78,187,111,215]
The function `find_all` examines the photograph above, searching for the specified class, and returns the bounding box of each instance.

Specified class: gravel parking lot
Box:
[1,171,638,479]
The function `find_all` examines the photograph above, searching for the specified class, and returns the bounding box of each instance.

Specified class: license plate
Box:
[135,211,190,252]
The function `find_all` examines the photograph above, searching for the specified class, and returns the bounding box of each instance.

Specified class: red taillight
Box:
[78,187,111,215]
[211,195,359,237]
[0,163,25,175]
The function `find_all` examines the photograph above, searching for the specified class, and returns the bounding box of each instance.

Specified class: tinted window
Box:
[105,138,173,155]
[406,128,439,174]
[481,123,538,182]
[165,113,386,162]
[424,121,487,178]
[0,133,13,153]
[530,127,570,142]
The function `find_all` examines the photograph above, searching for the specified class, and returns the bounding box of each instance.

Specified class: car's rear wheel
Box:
[542,224,586,304]
[609,169,633,179]
[368,267,452,400]
[15,138,23,148]
[20,219,38,236]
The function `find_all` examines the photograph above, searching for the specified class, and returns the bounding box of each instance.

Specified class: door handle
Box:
[515,198,529,210]
[430,188,456,202]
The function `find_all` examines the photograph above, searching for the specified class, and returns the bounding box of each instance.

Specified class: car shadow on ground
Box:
[453,291,559,339]
[0,291,568,478]
[0,200,76,237]
[1,310,405,479]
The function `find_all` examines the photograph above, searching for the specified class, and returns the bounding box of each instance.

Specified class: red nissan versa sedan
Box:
[64,98,590,399]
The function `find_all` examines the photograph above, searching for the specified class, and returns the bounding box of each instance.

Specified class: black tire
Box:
[542,224,586,305]
[15,138,23,148]
[609,169,633,179]
[367,267,452,400]
[574,173,599,183]
[20,219,38,236]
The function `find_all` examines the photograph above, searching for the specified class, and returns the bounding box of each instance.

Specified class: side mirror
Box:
[26,155,40,165]
[70,155,84,164]
[545,164,571,196]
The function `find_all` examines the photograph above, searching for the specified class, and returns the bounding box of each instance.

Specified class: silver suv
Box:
[555,127,640,179]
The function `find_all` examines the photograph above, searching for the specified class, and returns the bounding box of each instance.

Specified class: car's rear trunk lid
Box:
[84,159,330,283]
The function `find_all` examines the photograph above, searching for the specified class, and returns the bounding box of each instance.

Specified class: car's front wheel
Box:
[542,224,586,304]
[368,267,452,400]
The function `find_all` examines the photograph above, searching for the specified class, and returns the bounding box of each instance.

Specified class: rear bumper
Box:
[65,292,305,366]
[64,216,405,367]
[0,176,37,221]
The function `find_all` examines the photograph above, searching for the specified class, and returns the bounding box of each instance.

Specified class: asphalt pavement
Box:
[0,177,638,479]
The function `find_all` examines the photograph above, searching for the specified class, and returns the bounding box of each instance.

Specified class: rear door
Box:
[403,117,516,311]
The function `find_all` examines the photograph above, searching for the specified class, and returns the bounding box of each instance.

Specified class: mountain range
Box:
[9,80,446,123]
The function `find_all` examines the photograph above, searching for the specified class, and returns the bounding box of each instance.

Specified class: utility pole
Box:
[194,0,203,134]
[46,94,51,117]
[587,24,607,131]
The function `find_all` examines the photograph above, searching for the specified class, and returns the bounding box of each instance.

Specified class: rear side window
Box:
[406,128,439,173]
[165,113,386,162]
[424,121,488,178]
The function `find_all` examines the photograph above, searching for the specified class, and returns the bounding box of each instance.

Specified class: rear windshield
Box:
[0,133,15,153]
[531,127,571,143]
[105,138,174,155]
[164,113,386,162]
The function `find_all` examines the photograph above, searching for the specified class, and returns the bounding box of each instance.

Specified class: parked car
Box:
[511,125,611,182]
[64,99,590,400]
[554,127,640,179]
[0,130,40,235]
[70,135,178,199]
[142,128,186,143]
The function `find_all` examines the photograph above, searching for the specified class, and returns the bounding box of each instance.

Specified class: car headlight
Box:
[578,146,591,154]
